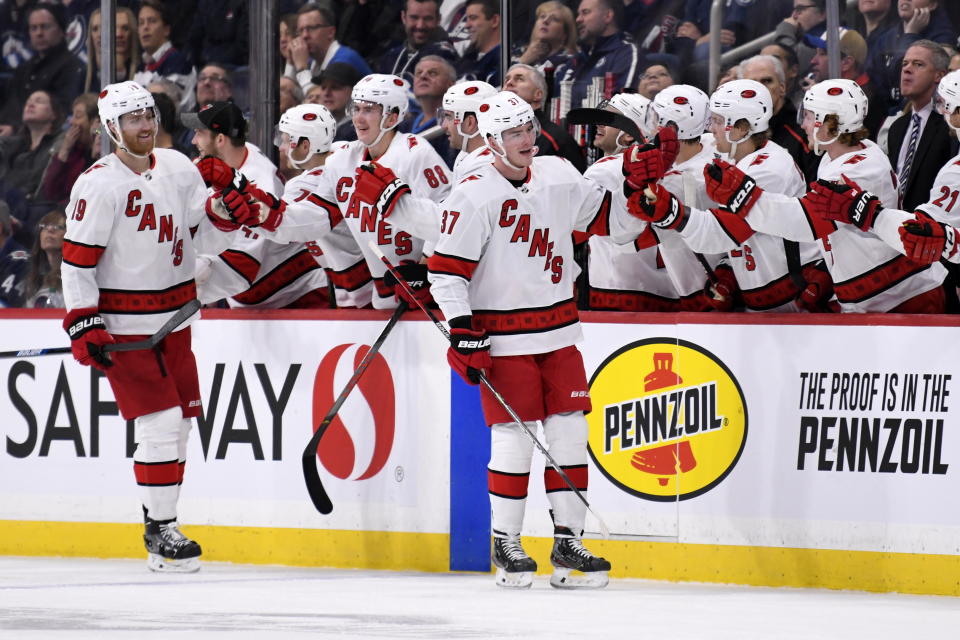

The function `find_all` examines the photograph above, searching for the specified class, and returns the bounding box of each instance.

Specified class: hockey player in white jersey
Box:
[439,80,498,181]
[61,82,240,573]
[631,80,832,312]
[691,79,948,312]
[424,91,657,589]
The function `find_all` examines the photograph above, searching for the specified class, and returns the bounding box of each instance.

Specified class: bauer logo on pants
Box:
[586,338,747,501]
[312,344,395,481]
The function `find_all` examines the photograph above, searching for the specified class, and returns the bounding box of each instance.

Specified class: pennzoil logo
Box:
[587,338,747,501]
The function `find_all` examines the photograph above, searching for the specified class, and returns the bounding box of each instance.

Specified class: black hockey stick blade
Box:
[302,300,409,514]
[0,299,201,360]
[565,108,644,144]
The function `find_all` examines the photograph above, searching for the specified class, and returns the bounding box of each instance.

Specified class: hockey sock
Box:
[488,422,535,535]
[543,412,589,532]
[133,407,183,522]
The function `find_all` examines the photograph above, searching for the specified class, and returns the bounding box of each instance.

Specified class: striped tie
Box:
[898,113,922,199]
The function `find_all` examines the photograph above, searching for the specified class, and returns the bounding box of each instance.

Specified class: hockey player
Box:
[631,80,832,313]
[438,80,498,181]
[685,79,949,312]
[61,82,242,573]
[420,91,659,589]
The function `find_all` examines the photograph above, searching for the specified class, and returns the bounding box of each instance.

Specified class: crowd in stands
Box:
[1,0,960,312]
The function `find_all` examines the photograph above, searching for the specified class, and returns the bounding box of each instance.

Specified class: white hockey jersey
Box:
[428,156,645,356]
[747,140,946,312]
[62,149,233,334]
[453,145,495,183]
[674,140,817,312]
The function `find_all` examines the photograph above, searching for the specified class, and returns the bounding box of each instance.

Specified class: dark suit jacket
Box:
[888,109,958,212]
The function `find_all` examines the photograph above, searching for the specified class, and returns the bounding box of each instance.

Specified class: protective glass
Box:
[346,100,382,118]
[436,108,457,125]
[118,108,158,131]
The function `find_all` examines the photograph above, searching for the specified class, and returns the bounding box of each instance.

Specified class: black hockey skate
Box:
[492,530,537,589]
[549,526,610,589]
[144,518,202,573]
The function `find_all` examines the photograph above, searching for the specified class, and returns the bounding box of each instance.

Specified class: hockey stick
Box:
[302,299,409,515]
[565,108,644,143]
[0,299,202,360]
[369,242,611,538]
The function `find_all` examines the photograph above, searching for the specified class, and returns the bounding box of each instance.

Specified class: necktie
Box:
[898,113,921,199]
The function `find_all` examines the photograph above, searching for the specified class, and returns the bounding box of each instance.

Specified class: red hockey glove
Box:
[899,213,957,264]
[801,176,883,231]
[703,264,739,311]
[63,308,115,370]
[196,156,241,191]
[240,184,286,232]
[221,187,263,227]
[621,127,679,192]
[447,316,492,385]
[354,162,411,218]
[626,183,686,230]
[703,159,762,215]
[796,261,835,312]
[384,261,432,307]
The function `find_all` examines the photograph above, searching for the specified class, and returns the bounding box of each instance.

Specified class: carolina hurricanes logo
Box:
[303,113,318,121]
[99,89,109,99]
[393,78,404,86]
[749,153,769,167]
[827,87,843,96]
[479,103,490,112]
[843,154,867,165]
[312,344,395,481]
[740,89,756,99]
[408,136,418,149]
[465,86,479,95]
[674,96,689,105]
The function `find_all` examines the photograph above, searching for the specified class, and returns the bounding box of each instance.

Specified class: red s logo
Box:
[312,344,395,481]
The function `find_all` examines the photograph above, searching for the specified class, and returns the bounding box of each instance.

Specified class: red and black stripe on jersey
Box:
[797,199,839,241]
[99,279,197,314]
[473,298,579,336]
[588,287,680,312]
[544,464,587,493]
[219,249,261,285]
[833,254,932,304]
[711,208,756,245]
[301,192,343,228]
[488,469,530,500]
[740,272,803,310]
[326,258,372,292]
[232,249,322,306]
[428,251,479,280]
[584,191,613,237]
[63,239,106,268]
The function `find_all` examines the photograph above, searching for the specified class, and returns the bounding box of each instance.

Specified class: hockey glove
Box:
[196,156,243,191]
[703,159,762,216]
[626,183,686,230]
[801,176,882,231]
[900,213,958,264]
[703,264,740,312]
[384,261,432,306]
[354,162,411,218]
[447,316,492,385]
[796,261,835,313]
[63,308,115,370]
[621,126,679,193]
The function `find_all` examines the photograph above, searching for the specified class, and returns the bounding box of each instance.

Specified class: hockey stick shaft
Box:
[369,243,610,538]
[302,299,409,515]
[0,299,201,360]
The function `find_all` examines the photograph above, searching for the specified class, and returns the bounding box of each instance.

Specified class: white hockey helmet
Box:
[800,79,868,154]
[440,81,497,150]
[935,69,960,133]
[603,92,653,150]
[476,91,540,169]
[351,73,409,147]
[277,103,336,168]
[709,79,772,159]
[97,81,158,157]
[652,84,710,140]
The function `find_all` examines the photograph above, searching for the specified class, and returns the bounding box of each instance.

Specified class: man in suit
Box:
[888,40,956,212]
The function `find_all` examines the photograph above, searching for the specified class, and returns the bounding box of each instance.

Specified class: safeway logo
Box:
[311,344,395,481]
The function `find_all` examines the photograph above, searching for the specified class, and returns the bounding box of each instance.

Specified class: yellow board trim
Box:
[2,520,957,596]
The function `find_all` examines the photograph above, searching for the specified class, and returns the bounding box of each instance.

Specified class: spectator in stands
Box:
[134,0,196,110]
[739,54,817,183]
[516,1,579,72]
[554,0,641,109]
[336,0,404,62]
[150,91,191,156]
[287,4,372,94]
[0,201,28,307]
[774,0,826,76]
[872,0,957,113]
[0,90,64,203]
[280,76,304,115]
[83,7,139,94]
[674,0,748,62]
[187,0,248,68]
[147,78,184,107]
[0,3,83,135]
[503,63,586,171]
[761,42,803,108]
[378,0,458,87]
[312,62,363,142]
[407,56,457,165]
[636,63,673,100]
[22,208,65,308]
[279,13,298,74]
[889,40,956,212]
[40,93,98,206]
[195,63,234,106]
[717,63,740,86]
[455,0,502,84]
[849,0,900,52]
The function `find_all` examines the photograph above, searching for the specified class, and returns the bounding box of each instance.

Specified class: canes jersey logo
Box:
[586,338,747,501]
[311,344,395,481]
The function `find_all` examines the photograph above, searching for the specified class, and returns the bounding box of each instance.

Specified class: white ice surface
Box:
[0,557,957,639]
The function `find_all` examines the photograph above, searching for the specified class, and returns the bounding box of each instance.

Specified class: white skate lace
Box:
[500,536,529,561]
[160,523,191,548]
[565,537,592,559]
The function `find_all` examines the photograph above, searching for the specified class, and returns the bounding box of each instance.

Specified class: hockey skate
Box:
[549,526,610,589]
[492,530,537,589]
[144,518,202,573]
